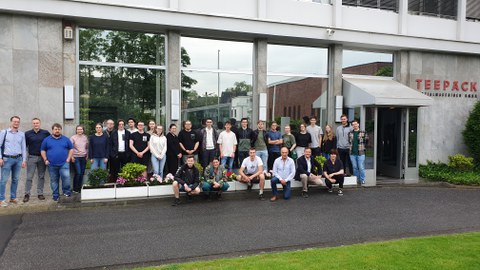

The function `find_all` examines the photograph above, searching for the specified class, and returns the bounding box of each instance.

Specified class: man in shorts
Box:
[236,148,265,200]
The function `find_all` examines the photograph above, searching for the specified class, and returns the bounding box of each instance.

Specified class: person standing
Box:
[349,119,369,185]
[322,124,337,160]
[323,149,345,196]
[336,114,352,176]
[236,118,254,167]
[295,123,311,159]
[282,125,297,160]
[166,123,182,175]
[23,118,50,202]
[253,120,269,174]
[267,122,282,173]
[110,119,131,180]
[40,123,73,201]
[306,116,323,158]
[178,120,200,163]
[129,121,151,167]
[236,148,266,200]
[70,125,88,193]
[199,118,218,170]
[296,147,323,198]
[104,119,115,137]
[147,120,156,135]
[0,116,27,207]
[217,121,237,172]
[89,123,110,170]
[270,147,295,202]
[149,125,167,178]
[127,118,138,133]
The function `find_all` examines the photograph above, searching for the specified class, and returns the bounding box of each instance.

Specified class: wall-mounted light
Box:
[64,26,74,40]
[326,28,335,37]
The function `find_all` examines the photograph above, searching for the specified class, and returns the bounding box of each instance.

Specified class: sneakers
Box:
[216,192,223,200]
[23,194,30,203]
[301,191,309,198]
[9,198,18,204]
[338,189,343,196]
[38,195,45,200]
[327,188,333,193]
[53,197,59,202]
[258,194,265,201]
[0,201,8,207]
[171,198,180,206]
[247,182,252,191]
[63,193,71,197]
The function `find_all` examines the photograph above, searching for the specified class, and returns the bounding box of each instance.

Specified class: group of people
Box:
[0,114,368,208]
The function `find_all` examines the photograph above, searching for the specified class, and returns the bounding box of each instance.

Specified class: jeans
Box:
[49,163,71,199]
[90,158,106,170]
[323,153,330,161]
[271,177,291,200]
[151,155,167,178]
[202,181,230,192]
[25,155,47,195]
[256,150,268,172]
[350,154,366,184]
[73,157,86,192]
[0,156,22,201]
[221,156,234,172]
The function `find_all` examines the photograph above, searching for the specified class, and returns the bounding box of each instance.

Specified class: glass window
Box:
[343,50,393,77]
[343,0,399,12]
[365,107,375,169]
[408,108,418,167]
[79,28,166,134]
[79,66,165,134]
[467,0,480,21]
[79,28,165,65]
[408,0,457,19]
[267,44,328,131]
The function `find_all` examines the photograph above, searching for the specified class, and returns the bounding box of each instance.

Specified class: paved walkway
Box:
[0,186,479,270]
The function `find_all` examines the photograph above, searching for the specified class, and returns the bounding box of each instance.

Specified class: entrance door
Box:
[377,108,404,178]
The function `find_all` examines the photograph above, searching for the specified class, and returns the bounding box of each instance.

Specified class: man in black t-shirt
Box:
[323,149,345,196]
[178,120,200,164]
[129,121,150,167]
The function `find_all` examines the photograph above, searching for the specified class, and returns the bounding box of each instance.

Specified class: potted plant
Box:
[115,163,148,198]
[147,173,175,197]
[81,168,115,201]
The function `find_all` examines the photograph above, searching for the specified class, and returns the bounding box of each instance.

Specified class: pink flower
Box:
[116,177,127,185]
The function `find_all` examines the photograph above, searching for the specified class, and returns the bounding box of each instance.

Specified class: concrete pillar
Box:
[332,0,342,28]
[398,0,408,35]
[253,38,267,123]
[166,31,181,127]
[327,44,342,126]
[394,50,409,85]
[457,0,467,40]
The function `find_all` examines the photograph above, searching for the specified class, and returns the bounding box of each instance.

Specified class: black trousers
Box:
[268,151,280,172]
[338,148,352,175]
[110,152,129,181]
[325,174,344,189]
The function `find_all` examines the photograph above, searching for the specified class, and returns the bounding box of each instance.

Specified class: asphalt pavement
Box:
[0,186,479,270]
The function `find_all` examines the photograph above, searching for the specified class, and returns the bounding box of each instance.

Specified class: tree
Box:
[375,66,393,77]
[462,101,480,165]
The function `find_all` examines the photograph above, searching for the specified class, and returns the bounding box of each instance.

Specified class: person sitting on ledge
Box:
[270,147,295,202]
[323,149,345,196]
[202,157,230,200]
[172,155,200,206]
[236,148,266,200]
[296,147,324,198]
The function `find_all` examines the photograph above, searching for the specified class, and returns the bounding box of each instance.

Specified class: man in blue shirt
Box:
[41,123,73,201]
[0,116,27,207]
[270,147,295,201]
[267,122,283,174]
[23,118,50,202]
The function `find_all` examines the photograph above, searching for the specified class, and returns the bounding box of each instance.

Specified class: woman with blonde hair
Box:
[322,124,337,160]
[149,125,167,178]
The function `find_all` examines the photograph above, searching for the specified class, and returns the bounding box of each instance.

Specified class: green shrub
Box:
[448,154,474,171]
[462,101,480,165]
[118,163,147,181]
[87,168,108,187]
[419,160,480,185]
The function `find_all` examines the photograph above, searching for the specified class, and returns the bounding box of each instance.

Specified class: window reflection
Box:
[343,50,393,77]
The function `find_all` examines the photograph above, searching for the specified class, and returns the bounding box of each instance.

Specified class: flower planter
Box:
[148,184,173,197]
[115,185,148,199]
[81,184,116,201]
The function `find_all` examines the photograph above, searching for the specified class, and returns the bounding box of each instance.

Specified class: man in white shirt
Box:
[236,148,266,200]
[306,116,323,158]
[217,121,237,172]
[270,147,295,202]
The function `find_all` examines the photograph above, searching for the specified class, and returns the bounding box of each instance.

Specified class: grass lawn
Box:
[138,232,480,270]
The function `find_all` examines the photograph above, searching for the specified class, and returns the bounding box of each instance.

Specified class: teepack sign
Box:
[416,79,477,92]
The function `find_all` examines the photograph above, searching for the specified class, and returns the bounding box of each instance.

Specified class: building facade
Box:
[1,0,479,185]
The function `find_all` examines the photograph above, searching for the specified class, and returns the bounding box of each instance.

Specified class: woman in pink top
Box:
[70,125,88,193]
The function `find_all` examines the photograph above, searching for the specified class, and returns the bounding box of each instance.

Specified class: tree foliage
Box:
[462,101,480,165]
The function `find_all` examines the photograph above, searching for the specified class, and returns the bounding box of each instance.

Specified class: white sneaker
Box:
[0,200,8,207]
